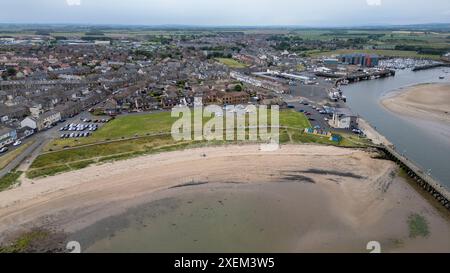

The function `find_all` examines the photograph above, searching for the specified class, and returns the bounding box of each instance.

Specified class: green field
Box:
[0,171,23,192]
[215,58,248,68]
[45,112,177,151]
[30,110,369,179]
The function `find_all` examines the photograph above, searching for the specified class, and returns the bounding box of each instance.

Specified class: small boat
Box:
[439,76,445,79]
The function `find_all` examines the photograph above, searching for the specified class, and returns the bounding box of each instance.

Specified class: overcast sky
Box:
[1,0,450,26]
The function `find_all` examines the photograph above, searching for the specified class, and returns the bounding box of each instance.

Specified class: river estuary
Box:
[342,67,450,189]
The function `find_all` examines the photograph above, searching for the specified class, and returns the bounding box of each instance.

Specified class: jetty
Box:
[378,145,450,210]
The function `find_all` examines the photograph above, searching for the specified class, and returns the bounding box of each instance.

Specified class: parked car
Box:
[0,147,8,153]
[13,140,22,146]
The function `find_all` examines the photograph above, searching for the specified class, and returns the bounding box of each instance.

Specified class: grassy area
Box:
[308,49,442,60]
[45,112,177,151]
[0,171,23,192]
[0,230,50,253]
[215,58,248,68]
[0,141,34,170]
[296,64,306,72]
[45,110,309,152]
[333,131,373,147]
[29,110,367,179]
[408,213,430,238]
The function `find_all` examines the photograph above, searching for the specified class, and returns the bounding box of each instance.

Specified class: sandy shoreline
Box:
[0,144,449,252]
[381,83,450,142]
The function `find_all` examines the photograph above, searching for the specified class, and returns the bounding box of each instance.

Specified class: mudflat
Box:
[381,83,450,142]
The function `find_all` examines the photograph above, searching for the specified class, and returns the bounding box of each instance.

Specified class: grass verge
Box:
[0,171,23,191]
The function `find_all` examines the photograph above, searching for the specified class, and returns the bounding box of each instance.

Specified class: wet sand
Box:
[0,145,449,252]
[381,83,450,142]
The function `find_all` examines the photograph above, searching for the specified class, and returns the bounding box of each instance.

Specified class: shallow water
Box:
[342,68,450,189]
[74,182,372,253]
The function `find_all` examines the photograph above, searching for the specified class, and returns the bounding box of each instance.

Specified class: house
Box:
[54,101,83,118]
[0,126,18,147]
[29,104,44,118]
[217,92,250,105]
[17,126,35,138]
[161,98,179,109]
[21,110,61,131]
[103,99,119,115]
[0,104,29,121]
[330,108,357,129]
[20,117,38,130]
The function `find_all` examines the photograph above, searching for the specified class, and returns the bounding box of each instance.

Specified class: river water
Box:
[341,67,450,189]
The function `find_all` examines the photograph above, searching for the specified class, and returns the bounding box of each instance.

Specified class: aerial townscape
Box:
[0,0,449,257]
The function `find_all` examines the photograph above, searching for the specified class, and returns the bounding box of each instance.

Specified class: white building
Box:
[94,40,111,46]
[21,111,61,131]
[0,126,17,147]
[330,108,358,129]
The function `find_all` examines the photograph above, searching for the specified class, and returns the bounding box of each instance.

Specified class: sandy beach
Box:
[0,144,449,252]
[381,83,450,142]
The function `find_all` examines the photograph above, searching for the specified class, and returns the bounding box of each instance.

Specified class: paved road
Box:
[0,111,92,178]
[0,136,46,177]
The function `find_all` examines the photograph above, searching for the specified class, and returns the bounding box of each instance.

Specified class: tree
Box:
[234,84,243,92]
[6,68,17,77]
